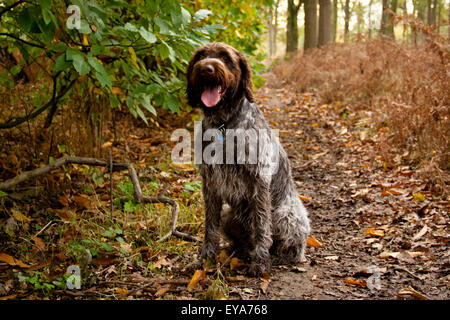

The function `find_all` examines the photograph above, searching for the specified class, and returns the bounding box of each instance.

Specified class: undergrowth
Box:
[273,20,449,194]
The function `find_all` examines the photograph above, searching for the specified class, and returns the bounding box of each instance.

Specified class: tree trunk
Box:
[304,0,318,50]
[318,0,331,46]
[273,1,280,56]
[386,0,397,37]
[286,0,302,54]
[331,0,337,42]
[268,6,275,57]
[416,0,426,21]
[368,0,373,39]
[427,0,437,25]
[380,0,392,37]
[343,0,351,41]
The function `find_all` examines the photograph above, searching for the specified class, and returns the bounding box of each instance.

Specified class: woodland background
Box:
[0,0,448,299]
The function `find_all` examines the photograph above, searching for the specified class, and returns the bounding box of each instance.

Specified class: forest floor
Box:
[0,72,448,300]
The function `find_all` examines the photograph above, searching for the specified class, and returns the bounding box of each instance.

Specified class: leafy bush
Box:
[0,0,221,126]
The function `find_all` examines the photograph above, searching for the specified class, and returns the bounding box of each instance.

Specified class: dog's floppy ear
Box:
[186,49,202,107]
[236,51,254,103]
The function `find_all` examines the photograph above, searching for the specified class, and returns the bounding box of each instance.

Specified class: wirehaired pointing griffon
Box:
[186,42,310,276]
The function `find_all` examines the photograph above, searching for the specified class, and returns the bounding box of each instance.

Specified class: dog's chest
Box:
[200,163,254,203]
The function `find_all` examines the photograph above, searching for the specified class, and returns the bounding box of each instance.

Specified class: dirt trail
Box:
[237,73,449,300]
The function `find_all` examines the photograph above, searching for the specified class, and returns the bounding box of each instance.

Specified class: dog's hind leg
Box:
[271,197,310,264]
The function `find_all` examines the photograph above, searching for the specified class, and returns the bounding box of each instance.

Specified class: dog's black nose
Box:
[201,64,215,75]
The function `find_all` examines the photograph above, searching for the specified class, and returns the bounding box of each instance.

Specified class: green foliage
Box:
[18,270,70,293]
[0,0,271,125]
[0,0,219,123]
[199,0,273,86]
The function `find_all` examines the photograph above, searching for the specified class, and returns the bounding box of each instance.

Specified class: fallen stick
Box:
[0,156,198,242]
[0,156,128,190]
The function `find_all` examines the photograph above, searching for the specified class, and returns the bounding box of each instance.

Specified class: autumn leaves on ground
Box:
[1,39,449,300]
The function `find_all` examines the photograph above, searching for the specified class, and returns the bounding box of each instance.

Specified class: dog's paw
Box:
[248,262,271,277]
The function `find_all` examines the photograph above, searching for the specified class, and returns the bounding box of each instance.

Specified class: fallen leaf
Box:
[71,195,91,210]
[11,209,31,223]
[412,192,426,202]
[412,225,428,241]
[92,256,117,267]
[0,294,17,300]
[291,266,307,273]
[153,255,170,269]
[324,255,339,261]
[229,257,247,271]
[298,195,310,202]
[52,209,74,221]
[311,151,328,159]
[101,141,113,149]
[260,280,269,294]
[261,272,270,281]
[227,275,246,282]
[58,197,69,207]
[31,237,45,251]
[344,278,367,287]
[0,252,30,268]
[379,251,422,263]
[365,228,385,237]
[354,265,387,276]
[397,286,430,300]
[306,236,323,247]
[217,250,229,265]
[115,288,129,296]
[155,286,171,297]
[187,270,206,292]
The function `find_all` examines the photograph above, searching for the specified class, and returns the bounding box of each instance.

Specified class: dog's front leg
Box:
[248,182,273,277]
[200,184,222,264]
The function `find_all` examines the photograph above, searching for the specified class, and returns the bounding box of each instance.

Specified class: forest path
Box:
[240,73,449,300]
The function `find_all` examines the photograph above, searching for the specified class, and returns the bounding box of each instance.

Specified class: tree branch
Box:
[0,0,26,19]
[0,156,198,242]
[0,32,45,49]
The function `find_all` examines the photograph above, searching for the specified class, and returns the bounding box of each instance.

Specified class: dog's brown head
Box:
[186,42,254,111]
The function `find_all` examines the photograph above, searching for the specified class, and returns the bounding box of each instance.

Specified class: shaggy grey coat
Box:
[187,42,310,276]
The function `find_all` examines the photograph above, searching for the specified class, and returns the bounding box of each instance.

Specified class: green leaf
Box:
[193,9,212,22]
[18,8,32,32]
[66,49,90,76]
[54,53,72,73]
[139,27,157,43]
[158,40,175,62]
[72,55,90,75]
[88,56,112,88]
[124,22,138,33]
[101,230,115,238]
[154,17,172,35]
[180,7,192,27]
[164,94,180,113]
[141,95,156,115]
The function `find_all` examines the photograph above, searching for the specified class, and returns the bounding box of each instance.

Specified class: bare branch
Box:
[0,156,198,242]
[0,1,26,19]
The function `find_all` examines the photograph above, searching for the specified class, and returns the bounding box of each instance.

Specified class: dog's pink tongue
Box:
[201,87,221,107]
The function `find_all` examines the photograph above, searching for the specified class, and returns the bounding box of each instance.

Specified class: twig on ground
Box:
[0,155,198,242]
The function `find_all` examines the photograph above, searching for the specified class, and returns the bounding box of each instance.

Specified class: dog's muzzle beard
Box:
[190,58,234,109]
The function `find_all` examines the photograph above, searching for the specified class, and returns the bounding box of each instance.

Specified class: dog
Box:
[186,42,310,276]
